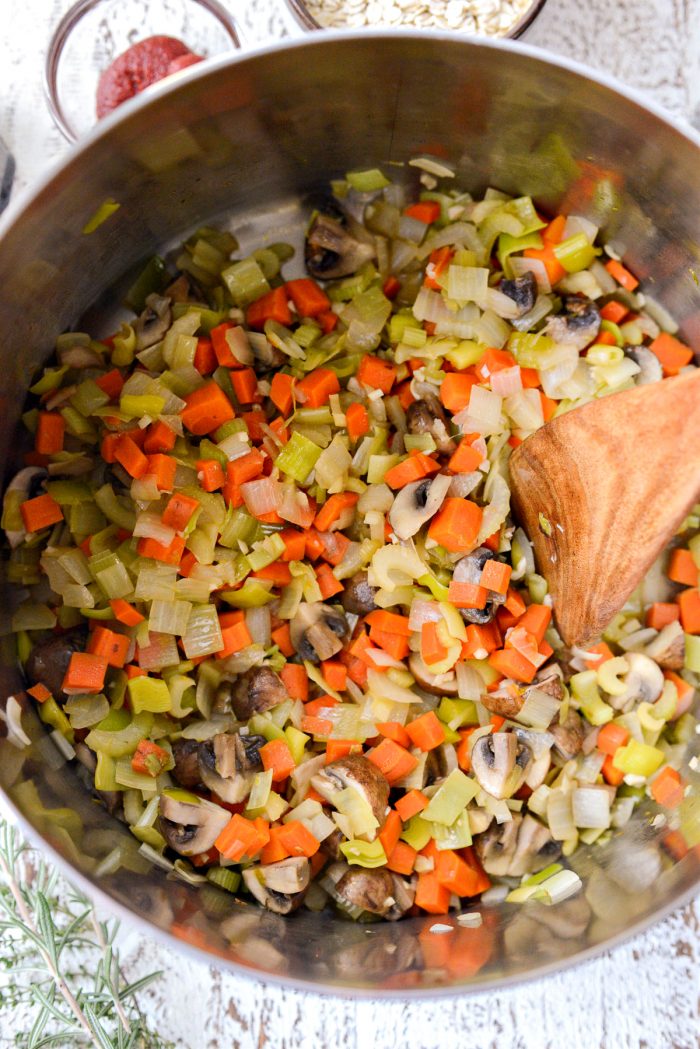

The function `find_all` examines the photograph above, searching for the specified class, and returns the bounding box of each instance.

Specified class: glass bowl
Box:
[282,0,548,37]
[45,0,240,142]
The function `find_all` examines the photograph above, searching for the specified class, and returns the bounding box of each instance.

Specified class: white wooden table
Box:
[2,1,700,1045]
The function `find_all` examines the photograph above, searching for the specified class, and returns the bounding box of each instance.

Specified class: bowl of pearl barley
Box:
[282,0,547,37]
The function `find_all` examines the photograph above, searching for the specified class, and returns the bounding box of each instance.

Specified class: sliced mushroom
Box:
[453,547,506,625]
[524,747,552,791]
[250,337,286,375]
[134,293,171,350]
[644,620,685,671]
[471,730,532,799]
[548,708,584,760]
[500,271,537,317]
[624,344,662,384]
[532,666,565,702]
[164,274,199,303]
[3,466,47,547]
[335,868,411,920]
[321,827,344,861]
[197,731,265,804]
[409,652,458,696]
[229,666,288,720]
[406,395,456,454]
[545,294,600,351]
[475,812,560,877]
[58,343,104,369]
[312,754,389,831]
[481,685,524,719]
[425,742,458,785]
[341,570,378,616]
[171,738,203,789]
[26,626,87,700]
[290,602,349,663]
[242,857,310,914]
[608,652,664,711]
[158,793,230,856]
[389,473,451,541]
[305,206,375,280]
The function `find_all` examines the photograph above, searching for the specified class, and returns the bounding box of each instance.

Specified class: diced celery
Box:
[423,769,478,825]
[124,256,168,313]
[221,257,270,307]
[38,697,74,743]
[285,726,310,765]
[128,677,172,715]
[247,533,286,572]
[206,868,241,893]
[570,670,614,726]
[60,406,98,443]
[111,323,136,366]
[70,379,110,418]
[432,810,473,850]
[684,633,700,673]
[367,454,400,484]
[437,697,479,728]
[400,814,433,851]
[29,365,69,395]
[275,431,322,483]
[248,714,286,742]
[445,340,485,370]
[45,481,92,506]
[95,484,137,531]
[95,752,120,792]
[120,394,165,419]
[345,168,390,192]
[182,604,224,660]
[148,599,193,636]
[497,230,543,277]
[115,759,158,793]
[553,233,595,273]
[612,738,664,777]
[339,838,387,868]
[219,581,274,608]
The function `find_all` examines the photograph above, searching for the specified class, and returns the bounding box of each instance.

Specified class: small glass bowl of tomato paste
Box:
[45,0,240,142]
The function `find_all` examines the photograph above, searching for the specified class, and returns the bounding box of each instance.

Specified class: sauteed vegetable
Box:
[3,167,698,920]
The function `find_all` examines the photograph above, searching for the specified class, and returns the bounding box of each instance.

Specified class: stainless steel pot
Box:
[0,32,698,996]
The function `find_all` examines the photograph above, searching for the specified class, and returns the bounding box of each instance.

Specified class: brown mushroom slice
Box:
[158,793,230,856]
[134,293,172,350]
[453,548,506,626]
[475,812,560,877]
[544,294,601,351]
[481,686,524,719]
[335,868,397,918]
[305,209,375,280]
[471,730,532,799]
[548,708,584,761]
[608,652,664,712]
[409,652,458,696]
[341,571,378,616]
[171,738,203,789]
[644,620,685,671]
[532,667,565,702]
[290,602,349,663]
[197,731,265,804]
[242,857,310,914]
[500,271,537,317]
[623,344,662,385]
[388,473,451,541]
[312,754,389,830]
[406,395,456,454]
[229,666,288,720]
[26,626,88,701]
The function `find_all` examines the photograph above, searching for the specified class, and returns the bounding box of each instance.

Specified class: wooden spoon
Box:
[509,367,700,648]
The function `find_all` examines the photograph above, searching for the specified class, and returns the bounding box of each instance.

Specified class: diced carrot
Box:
[300,715,333,736]
[519,367,541,388]
[296,367,340,409]
[583,640,614,671]
[87,625,130,668]
[254,561,293,586]
[230,367,259,405]
[461,622,500,659]
[131,739,170,777]
[517,603,551,645]
[100,433,120,463]
[316,531,350,566]
[193,335,217,375]
[137,535,185,565]
[376,721,411,749]
[421,621,449,666]
[260,739,296,781]
[216,610,253,658]
[124,664,147,679]
[20,493,63,534]
[27,683,52,704]
[596,722,630,756]
[113,435,149,479]
[382,275,401,300]
[475,348,516,382]
[321,660,347,692]
[435,849,486,897]
[215,814,270,861]
[406,710,446,752]
[227,449,264,487]
[449,437,484,473]
[405,200,441,224]
[144,420,177,454]
[366,610,411,635]
[428,498,483,553]
[604,258,639,291]
[246,286,293,329]
[277,820,320,857]
[368,626,409,661]
[384,453,440,490]
[424,246,453,290]
[270,372,295,416]
[35,412,65,455]
[374,810,400,859]
[602,754,624,786]
[456,727,476,771]
[285,278,331,318]
[599,300,629,324]
[396,380,415,411]
[448,581,488,609]
[386,840,417,876]
[678,588,700,633]
[61,652,108,694]
[668,548,699,586]
[346,401,370,440]
[314,564,341,599]
[651,766,684,808]
[542,215,566,244]
[356,355,397,393]
[479,559,512,595]
[324,740,358,763]
[664,670,694,717]
[314,491,359,531]
[95,368,125,400]
[645,602,681,630]
[181,381,235,436]
[540,392,557,422]
[277,529,305,562]
[280,663,308,701]
[524,245,566,285]
[193,460,223,494]
[145,453,177,492]
[367,738,418,784]
[415,871,451,914]
[162,492,200,532]
[649,332,694,376]
[270,622,293,657]
[260,826,290,865]
[595,330,618,347]
[395,789,429,822]
[488,647,537,683]
[440,372,478,413]
[317,310,338,334]
[109,599,145,626]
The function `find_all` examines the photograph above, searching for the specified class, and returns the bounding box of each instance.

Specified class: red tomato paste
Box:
[96,35,203,118]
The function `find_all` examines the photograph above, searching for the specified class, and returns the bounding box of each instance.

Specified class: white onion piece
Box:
[408,599,442,631]
[245,606,271,648]
[490,366,523,397]
[2,696,31,749]
[448,472,481,498]
[241,477,281,516]
[510,254,551,293]
[563,214,598,244]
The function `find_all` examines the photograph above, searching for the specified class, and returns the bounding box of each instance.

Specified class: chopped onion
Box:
[278,483,315,528]
[240,477,280,517]
[510,294,555,333]
[471,309,510,349]
[134,511,176,545]
[454,385,502,436]
[563,214,598,244]
[3,696,31,749]
[245,606,271,648]
[408,599,442,631]
[572,785,611,829]
[448,472,481,498]
[482,287,521,319]
[547,788,575,840]
[138,631,180,671]
[490,366,523,397]
[510,254,551,293]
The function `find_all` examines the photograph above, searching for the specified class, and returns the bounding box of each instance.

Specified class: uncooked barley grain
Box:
[301,0,534,34]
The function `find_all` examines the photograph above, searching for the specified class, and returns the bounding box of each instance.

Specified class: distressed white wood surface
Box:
[1,1,700,1046]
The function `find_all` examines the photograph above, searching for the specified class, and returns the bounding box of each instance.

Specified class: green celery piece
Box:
[127,676,172,714]
[346,168,390,192]
[124,256,168,313]
[275,431,322,483]
[339,838,387,868]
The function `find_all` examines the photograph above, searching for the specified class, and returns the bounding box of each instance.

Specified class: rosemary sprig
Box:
[0,819,172,1049]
